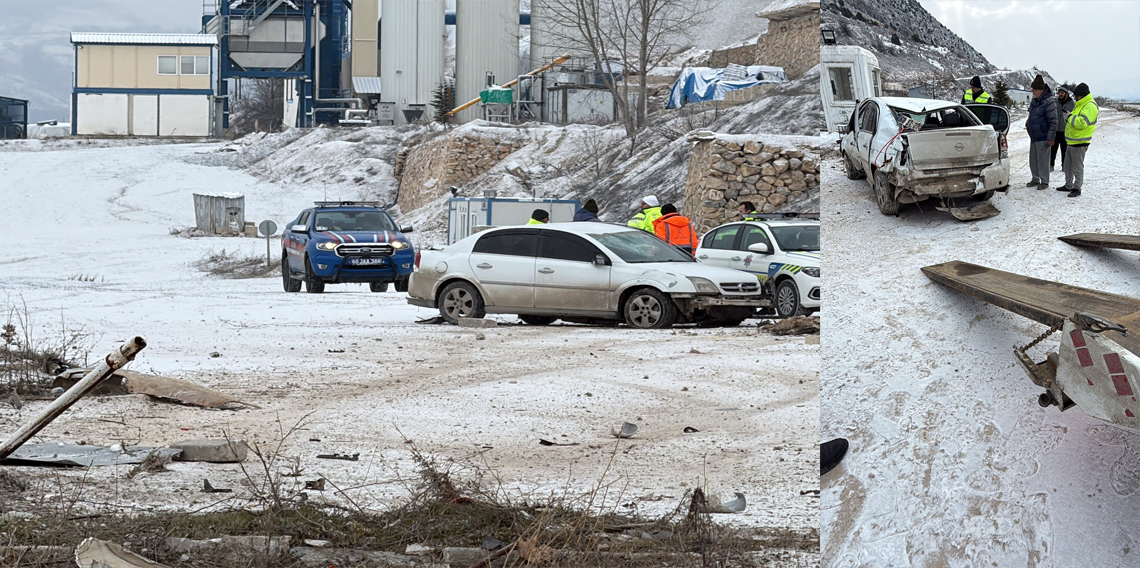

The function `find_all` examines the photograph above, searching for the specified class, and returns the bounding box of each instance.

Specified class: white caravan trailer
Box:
[447,197,580,245]
[820,45,881,132]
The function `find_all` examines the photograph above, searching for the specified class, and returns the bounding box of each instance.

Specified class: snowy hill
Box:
[821,0,993,83]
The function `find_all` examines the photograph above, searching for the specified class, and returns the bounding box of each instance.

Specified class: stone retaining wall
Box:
[396,133,520,211]
[682,135,819,232]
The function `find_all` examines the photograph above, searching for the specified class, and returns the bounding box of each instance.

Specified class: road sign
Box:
[258,220,278,237]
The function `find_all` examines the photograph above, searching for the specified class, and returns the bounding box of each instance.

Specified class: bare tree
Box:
[539,0,706,142]
[229,78,285,136]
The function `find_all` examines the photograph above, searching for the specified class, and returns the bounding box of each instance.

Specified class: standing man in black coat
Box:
[1024,74,1058,190]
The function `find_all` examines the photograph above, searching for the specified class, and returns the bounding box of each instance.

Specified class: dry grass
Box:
[194,248,279,279]
[0,299,97,399]
[0,432,819,567]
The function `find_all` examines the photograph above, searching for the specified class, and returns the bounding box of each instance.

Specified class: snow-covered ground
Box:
[0,141,819,535]
[822,109,1140,566]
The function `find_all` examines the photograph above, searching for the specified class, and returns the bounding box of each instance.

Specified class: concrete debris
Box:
[1,444,180,468]
[805,335,820,345]
[763,315,820,336]
[302,539,332,548]
[166,536,293,559]
[75,538,170,568]
[705,491,747,514]
[475,332,486,340]
[169,439,248,463]
[403,543,432,555]
[443,547,487,565]
[290,547,426,567]
[611,422,638,439]
[458,318,498,328]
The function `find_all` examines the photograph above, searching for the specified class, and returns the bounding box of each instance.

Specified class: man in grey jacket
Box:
[1050,87,1074,170]
[1024,74,1058,190]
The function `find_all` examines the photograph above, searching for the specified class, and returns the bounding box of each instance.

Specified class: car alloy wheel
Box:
[776,279,801,318]
[628,295,662,327]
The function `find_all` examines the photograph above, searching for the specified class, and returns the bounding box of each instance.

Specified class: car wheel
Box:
[623,288,677,329]
[775,279,804,318]
[370,282,388,293]
[394,277,409,293]
[844,152,864,180]
[971,190,996,201]
[304,256,325,293]
[519,315,556,326]
[282,255,301,293]
[438,281,486,325]
[873,170,900,215]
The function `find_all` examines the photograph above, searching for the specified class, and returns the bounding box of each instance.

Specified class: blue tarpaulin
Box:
[666,65,787,109]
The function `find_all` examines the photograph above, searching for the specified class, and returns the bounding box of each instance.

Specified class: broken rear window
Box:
[889,105,982,132]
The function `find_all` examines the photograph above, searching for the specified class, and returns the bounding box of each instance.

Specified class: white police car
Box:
[695,216,820,318]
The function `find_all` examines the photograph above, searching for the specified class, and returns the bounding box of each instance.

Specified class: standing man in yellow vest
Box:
[1058,83,1098,198]
[962,76,991,104]
[527,209,549,225]
[627,195,662,232]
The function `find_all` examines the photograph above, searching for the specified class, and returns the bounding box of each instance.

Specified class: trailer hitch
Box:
[1072,312,1128,335]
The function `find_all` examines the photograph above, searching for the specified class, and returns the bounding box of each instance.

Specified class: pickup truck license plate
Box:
[348,257,387,266]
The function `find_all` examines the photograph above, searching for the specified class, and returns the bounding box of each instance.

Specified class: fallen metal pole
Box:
[0,336,146,461]
[445,54,572,118]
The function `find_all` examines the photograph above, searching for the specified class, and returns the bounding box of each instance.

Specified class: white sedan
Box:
[407,222,770,328]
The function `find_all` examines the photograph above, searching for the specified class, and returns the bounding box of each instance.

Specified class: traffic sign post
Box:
[259,220,278,266]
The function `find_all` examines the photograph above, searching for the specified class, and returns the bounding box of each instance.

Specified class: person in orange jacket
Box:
[653,203,697,255]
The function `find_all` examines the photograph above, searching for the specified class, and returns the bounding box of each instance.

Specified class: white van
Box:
[820,45,882,133]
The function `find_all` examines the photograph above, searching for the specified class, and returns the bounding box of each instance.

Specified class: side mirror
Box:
[291,224,307,233]
[593,254,607,266]
[748,242,771,254]
[400,225,414,233]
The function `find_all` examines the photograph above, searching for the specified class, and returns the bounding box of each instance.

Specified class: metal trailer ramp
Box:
[923,261,1140,427]
[1058,233,1140,252]
[922,260,1140,355]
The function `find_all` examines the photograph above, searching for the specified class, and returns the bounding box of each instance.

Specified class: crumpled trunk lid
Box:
[903,126,1000,170]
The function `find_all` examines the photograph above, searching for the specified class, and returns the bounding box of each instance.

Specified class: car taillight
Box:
[414,252,421,269]
[999,133,1008,159]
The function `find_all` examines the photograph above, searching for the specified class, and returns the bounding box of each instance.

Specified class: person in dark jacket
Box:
[1050,87,1074,170]
[1024,74,1058,190]
[526,209,549,225]
[573,199,600,221]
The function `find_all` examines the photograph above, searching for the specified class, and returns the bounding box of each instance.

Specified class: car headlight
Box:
[392,241,410,250]
[315,242,337,251]
[802,267,820,278]
[687,277,719,295]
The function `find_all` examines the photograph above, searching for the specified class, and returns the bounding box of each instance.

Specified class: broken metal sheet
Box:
[53,369,258,409]
[1,443,181,468]
[75,538,171,568]
[936,202,1000,221]
[611,422,638,439]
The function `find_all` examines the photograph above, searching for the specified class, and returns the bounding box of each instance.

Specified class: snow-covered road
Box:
[0,140,819,533]
[822,109,1140,566]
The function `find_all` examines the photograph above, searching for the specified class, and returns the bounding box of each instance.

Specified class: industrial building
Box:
[0,96,28,139]
[70,33,217,136]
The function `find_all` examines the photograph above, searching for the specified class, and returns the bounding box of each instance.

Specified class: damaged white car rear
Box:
[840,97,1010,218]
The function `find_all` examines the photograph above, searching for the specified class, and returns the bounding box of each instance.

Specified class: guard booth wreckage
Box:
[924,233,1140,429]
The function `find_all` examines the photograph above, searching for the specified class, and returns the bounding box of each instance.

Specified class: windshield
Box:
[314,210,395,232]
[770,225,820,252]
[590,231,694,263]
[890,105,981,131]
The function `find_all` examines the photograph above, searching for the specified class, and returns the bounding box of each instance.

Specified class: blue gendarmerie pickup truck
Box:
[282,201,415,293]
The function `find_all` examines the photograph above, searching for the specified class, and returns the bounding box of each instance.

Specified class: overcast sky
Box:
[917,0,1140,100]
